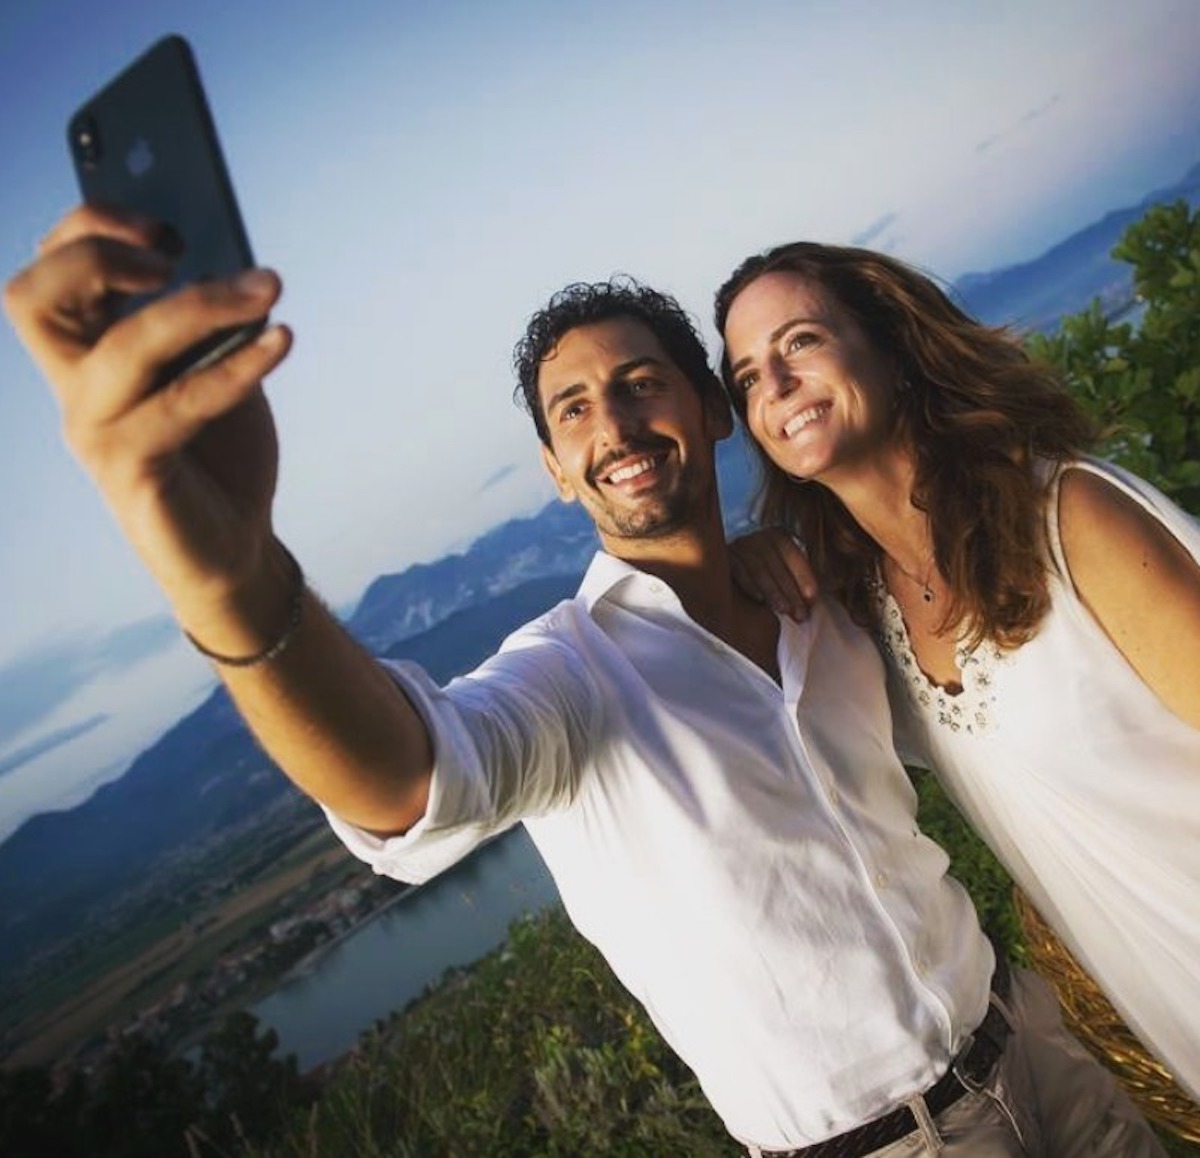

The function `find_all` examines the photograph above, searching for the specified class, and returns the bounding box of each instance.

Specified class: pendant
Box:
[922,586,933,603]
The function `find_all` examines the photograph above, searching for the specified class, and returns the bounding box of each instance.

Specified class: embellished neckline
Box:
[870,575,1002,736]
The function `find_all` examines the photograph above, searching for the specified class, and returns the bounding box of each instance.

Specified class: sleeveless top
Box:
[875,456,1200,1100]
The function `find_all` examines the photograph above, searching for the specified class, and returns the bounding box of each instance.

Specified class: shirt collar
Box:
[576,551,647,613]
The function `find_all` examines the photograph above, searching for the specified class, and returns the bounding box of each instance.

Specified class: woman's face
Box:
[722,271,897,485]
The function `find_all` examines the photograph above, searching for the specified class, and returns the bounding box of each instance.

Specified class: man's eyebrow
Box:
[610,356,663,381]
[728,316,822,376]
[544,381,586,419]
[543,356,666,418]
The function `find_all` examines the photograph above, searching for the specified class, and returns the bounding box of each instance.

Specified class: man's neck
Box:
[601,518,780,681]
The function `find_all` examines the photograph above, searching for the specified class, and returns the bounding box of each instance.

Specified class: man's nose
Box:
[596,395,638,443]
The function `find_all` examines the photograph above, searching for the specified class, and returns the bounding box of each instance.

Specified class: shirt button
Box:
[915,956,928,976]
[875,871,889,888]
[648,580,665,595]
[828,786,840,806]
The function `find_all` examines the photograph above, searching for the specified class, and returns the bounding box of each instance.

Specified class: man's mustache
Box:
[588,437,674,486]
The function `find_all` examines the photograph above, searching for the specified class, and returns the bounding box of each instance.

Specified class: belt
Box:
[767,953,1012,1158]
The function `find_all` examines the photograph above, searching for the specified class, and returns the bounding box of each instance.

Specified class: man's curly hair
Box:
[513,276,723,445]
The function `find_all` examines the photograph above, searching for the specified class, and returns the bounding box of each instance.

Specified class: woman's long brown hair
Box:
[714,242,1097,649]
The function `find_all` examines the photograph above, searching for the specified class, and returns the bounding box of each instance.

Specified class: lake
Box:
[251,825,560,1070]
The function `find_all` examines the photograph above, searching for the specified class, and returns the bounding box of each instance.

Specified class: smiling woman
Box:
[717,238,1200,1105]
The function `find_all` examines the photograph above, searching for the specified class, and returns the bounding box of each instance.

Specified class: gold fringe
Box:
[1015,889,1200,1143]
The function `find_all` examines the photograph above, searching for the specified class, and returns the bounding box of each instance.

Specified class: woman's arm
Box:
[1058,467,1200,728]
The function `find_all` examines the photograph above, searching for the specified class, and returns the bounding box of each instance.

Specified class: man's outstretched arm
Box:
[4,205,432,834]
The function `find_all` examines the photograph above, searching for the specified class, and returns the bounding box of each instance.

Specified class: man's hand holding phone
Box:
[6,37,436,831]
[4,203,294,656]
[6,33,305,659]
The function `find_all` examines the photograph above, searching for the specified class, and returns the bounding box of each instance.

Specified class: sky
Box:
[1,0,1199,840]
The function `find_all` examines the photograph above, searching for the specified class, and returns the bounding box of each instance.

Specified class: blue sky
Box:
[1,0,1199,839]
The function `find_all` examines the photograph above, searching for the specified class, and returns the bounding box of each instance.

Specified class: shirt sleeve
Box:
[326,616,599,884]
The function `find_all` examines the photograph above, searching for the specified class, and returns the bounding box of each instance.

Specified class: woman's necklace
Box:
[887,554,936,603]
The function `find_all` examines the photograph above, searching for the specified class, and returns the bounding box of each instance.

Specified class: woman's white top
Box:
[878,456,1200,1099]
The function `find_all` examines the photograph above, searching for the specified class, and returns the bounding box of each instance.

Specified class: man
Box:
[5,206,1161,1156]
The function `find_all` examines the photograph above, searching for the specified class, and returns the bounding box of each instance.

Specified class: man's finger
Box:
[37,203,168,258]
[84,270,282,421]
[66,324,292,472]
[4,235,175,383]
[142,325,293,455]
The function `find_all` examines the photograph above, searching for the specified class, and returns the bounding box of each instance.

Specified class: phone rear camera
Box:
[71,114,102,167]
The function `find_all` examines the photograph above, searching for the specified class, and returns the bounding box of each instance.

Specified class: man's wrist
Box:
[184,542,305,667]
[175,538,306,667]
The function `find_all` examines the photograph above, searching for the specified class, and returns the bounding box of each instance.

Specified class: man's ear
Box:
[540,442,578,503]
[705,386,734,441]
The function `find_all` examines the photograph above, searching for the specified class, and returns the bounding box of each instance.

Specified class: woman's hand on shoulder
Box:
[1059,467,1200,729]
[729,527,818,621]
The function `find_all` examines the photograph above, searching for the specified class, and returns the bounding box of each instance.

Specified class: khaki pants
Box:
[753,969,1165,1157]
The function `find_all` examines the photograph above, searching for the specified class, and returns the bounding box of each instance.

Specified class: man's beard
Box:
[600,489,692,539]
[584,436,695,540]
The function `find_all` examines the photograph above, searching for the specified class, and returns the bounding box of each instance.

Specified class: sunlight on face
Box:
[723,273,896,484]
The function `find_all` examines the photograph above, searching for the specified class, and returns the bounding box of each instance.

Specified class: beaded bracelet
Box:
[184,544,305,668]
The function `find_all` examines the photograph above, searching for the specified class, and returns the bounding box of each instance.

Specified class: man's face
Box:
[536,316,729,548]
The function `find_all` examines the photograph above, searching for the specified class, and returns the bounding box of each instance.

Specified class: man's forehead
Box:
[536,316,672,395]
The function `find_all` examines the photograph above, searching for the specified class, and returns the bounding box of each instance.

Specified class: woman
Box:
[714,241,1200,1101]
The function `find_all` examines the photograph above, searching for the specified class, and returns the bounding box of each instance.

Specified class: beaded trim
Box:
[872,579,1002,736]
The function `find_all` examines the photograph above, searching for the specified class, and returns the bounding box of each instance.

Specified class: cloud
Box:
[480,463,519,492]
[976,94,1062,154]
[0,614,177,746]
[852,212,898,247]
[0,714,109,780]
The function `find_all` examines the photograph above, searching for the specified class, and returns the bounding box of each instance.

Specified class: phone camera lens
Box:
[71,114,101,167]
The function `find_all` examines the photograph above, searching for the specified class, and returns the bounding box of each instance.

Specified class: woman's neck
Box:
[822,443,932,574]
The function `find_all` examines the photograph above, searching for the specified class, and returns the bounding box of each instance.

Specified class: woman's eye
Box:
[736,372,758,395]
[786,331,817,353]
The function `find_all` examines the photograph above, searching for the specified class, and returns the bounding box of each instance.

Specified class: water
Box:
[251,825,560,1070]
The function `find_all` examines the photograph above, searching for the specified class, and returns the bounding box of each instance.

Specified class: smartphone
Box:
[67,34,263,384]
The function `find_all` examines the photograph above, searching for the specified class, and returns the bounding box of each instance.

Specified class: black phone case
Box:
[67,34,262,383]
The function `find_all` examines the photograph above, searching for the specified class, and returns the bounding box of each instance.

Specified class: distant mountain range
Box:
[954,159,1200,331]
[1,161,1196,986]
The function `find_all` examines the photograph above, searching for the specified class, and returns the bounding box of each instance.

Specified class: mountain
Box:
[348,502,597,652]
[0,575,580,980]
[346,430,760,654]
[954,160,1200,332]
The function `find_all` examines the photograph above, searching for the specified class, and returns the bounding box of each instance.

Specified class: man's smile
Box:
[590,443,673,489]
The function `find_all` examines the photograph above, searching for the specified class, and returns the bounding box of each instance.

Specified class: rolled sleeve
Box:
[326,623,596,883]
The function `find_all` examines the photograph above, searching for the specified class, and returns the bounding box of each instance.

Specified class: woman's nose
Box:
[765,355,798,399]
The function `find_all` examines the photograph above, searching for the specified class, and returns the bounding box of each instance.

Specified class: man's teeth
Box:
[782,403,830,438]
[606,457,656,484]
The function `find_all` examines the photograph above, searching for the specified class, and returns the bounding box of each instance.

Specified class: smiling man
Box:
[4,218,1160,1156]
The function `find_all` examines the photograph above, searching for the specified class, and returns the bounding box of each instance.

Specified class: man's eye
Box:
[561,402,585,421]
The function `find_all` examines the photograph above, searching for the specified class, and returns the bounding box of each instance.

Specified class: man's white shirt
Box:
[328,552,993,1150]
